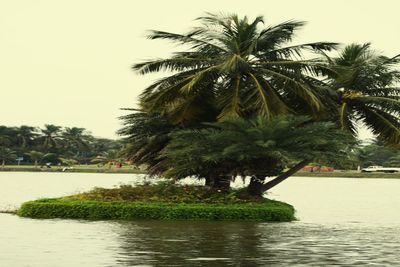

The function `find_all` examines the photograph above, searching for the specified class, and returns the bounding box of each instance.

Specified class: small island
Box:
[17,183,295,222]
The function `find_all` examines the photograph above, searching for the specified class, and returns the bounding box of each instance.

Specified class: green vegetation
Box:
[0,124,123,167]
[295,171,400,179]
[0,164,144,173]
[357,141,400,167]
[17,183,295,221]
[6,14,400,222]
[162,116,356,196]
[119,13,400,195]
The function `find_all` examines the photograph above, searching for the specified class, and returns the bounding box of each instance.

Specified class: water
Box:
[1,172,400,266]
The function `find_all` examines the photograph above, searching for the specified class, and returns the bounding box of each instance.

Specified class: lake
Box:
[1,172,400,266]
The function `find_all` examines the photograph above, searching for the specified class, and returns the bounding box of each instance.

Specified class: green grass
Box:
[0,164,145,174]
[16,183,295,221]
[17,198,295,221]
[2,165,400,179]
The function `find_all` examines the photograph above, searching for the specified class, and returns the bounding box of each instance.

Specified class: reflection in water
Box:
[1,173,400,266]
[113,221,400,266]
[115,221,267,266]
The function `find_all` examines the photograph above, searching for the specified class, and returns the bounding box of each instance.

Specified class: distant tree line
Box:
[0,124,123,166]
[357,141,400,167]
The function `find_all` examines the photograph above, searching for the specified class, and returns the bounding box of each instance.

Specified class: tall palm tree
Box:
[25,150,44,167]
[61,127,91,154]
[0,126,17,147]
[0,147,17,167]
[38,124,62,151]
[16,126,38,148]
[325,43,400,145]
[134,13,337,124]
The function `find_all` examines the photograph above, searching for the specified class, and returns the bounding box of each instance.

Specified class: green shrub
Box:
[17,198,295,222]
[65,182,264,204]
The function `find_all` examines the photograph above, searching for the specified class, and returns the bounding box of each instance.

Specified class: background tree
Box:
[357,141,400,167]
[91,150,121,168]
[16,126,38,149]
[61,127,91,161]
[38,124,63,152]
[0,147,17,167]
[25,151,44,167]
[325,43,400,145]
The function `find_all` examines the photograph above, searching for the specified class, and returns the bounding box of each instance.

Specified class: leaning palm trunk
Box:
[261,159,310,192]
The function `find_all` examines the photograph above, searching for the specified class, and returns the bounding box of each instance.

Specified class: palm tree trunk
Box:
[213,175,231,192]
[261,159,309,192]
[204,175,213,186]
[248,175,265,197]
[1,160,4,168]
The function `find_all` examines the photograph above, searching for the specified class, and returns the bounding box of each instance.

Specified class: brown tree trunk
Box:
[247,176,265,197]
[204,175,213,186]
[213,175,231,192]
[261,159,310,192]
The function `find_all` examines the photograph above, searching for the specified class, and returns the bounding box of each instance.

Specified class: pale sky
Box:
[1,0,399,139]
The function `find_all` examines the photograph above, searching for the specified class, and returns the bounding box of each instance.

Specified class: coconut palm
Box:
[25,151,44,167]
[0,147,17,167]
[134,13,337,124]
[325,43,400,145]
[16,126,38,148]
[38,124,63,151]
[91,150,121,166]
[0,126,16,147]
[61,127,91,155]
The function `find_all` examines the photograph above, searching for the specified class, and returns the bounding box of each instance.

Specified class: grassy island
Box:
[17,183,295,222]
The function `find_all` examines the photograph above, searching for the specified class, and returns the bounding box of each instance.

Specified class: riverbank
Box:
[2,166,399,178]
[294,171,400,179]
[17,183,295,222]
[0,165,146,174]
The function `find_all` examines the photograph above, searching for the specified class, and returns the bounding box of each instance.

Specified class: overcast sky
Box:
[1,0,399,139]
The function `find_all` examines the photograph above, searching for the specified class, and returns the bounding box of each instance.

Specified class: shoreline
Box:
[1,167,399,179]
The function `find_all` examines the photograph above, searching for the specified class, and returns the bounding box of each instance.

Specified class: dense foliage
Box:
[161,116,357,194]
[0,124,122,166]
[119,13,400,194]
[357,142,400,167]
[17,197,295,221]
[66,181,262,203]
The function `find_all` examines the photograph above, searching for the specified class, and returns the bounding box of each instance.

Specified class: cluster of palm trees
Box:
[119,13,400,194]
[0,124,122,167]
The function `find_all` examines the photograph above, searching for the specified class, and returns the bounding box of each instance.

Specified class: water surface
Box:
[1,172,400,266]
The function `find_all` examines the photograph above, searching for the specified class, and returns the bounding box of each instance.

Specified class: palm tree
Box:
[38,124,62,151]
[91,150,121,167]
[118,109,175,175]
[0,126,16,147]
[16,126,38,148]
[0,147,17,167]
[25,151,44,167]
[61,127,91,156]
[134,13,337,124]
[325,43,400,145]
[162,116,356,195]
